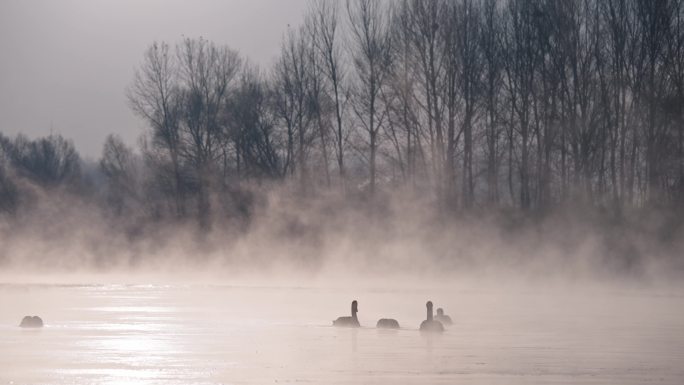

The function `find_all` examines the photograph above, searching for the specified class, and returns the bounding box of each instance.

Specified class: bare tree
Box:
[386,0,425,186]
[446,0,483,208]
[408,0,447,201]
[128,42,186,218]
[100,134,140,215]
[0,133,18,214]
[9,134,81,188]
[305,31,333,188]
[634,0,675,204]
[229,65,282,179]
[310,0,348,186]
[480,0,504,205]
[115,2,684,223]
[272,28,313,192]
[176,37,242,229]
[502,0,541,209]
[347,0,393,196]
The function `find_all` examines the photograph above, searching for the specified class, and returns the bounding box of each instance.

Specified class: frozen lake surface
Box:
[1,280,683,384]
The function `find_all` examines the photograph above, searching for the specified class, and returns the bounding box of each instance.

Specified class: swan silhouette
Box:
[435,308,452,325]
[419,301,444,332]
[19,316,43,328]
[333,300,360,327]
[376,318,400,329]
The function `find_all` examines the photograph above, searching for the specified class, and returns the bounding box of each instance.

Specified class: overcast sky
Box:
[0,0,309,159]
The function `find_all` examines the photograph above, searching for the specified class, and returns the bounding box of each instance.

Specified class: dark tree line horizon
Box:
[2,0,684,230]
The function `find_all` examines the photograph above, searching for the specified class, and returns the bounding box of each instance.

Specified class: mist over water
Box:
[2,140,684,383]
[1,185,684,383]
[2,184,684,385]
[1,183,683,281]
[1,279,683,385]
[3,0,684,383]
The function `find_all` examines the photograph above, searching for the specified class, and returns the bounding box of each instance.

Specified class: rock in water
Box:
[20,316,43,328]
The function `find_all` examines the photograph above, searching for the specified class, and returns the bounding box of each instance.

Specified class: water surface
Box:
[1,282,683,384]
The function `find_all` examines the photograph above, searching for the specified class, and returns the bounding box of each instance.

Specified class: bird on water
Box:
[435,307,452,325]
[419,301,444,332]
[19,315,43,328]
[333,300,360,327]
[376,318,400,329]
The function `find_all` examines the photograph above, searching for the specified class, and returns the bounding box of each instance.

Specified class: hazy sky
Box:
[0,0,309,159]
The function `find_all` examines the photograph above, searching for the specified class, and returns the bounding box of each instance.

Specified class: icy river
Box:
[1,280,683,384]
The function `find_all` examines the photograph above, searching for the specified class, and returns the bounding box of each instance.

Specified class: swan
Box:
[19,315,43,328]
[435,308,453,325]
[333,300,360,327]
[419,301,444,332]
[376,318,400,329]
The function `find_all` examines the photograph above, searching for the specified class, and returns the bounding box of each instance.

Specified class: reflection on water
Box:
[0,283,683,384]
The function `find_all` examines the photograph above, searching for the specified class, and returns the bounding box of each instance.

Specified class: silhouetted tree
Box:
[8,134,81,188]
[128,42,186,218]
[347,0,393,196]
[100,134,140,216]
[310,0,349,186]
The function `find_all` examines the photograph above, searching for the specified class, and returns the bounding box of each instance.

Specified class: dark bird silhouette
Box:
[19,316,43,328]
[435,308,452,325]
[376,318,400,329]
[333,300,360,327]
[419,301,444,332]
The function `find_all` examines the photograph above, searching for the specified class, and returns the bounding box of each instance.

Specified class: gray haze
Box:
[0,0,308,158]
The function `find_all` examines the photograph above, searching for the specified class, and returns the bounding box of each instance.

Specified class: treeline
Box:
[3,0,684,231]
[0,133,84,213]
